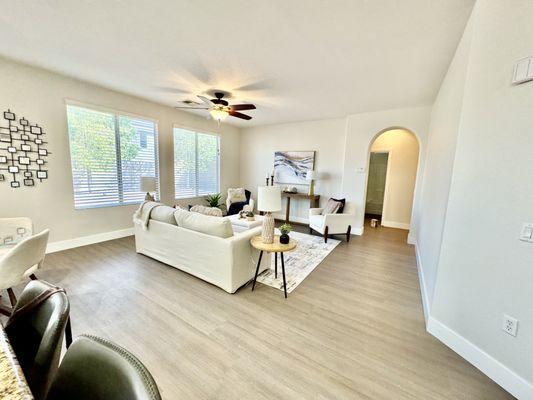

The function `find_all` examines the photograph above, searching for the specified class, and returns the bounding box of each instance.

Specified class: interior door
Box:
[365,152,389,215]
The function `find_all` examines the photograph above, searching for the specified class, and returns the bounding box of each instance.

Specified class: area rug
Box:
[255,230,340,293]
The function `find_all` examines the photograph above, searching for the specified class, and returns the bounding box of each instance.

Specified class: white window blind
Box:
[66,104,159,209]
[173,127,220,199]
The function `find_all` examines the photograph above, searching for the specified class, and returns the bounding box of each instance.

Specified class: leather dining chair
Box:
[0,229,49,315]
[46,335,162,400]
[5,280,70,400]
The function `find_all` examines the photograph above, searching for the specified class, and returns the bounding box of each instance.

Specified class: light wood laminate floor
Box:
[21,224,513,399]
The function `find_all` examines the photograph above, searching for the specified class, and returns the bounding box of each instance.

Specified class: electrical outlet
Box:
[502,315,518,337]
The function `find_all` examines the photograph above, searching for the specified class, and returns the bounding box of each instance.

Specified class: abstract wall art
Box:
[274,151,315,185]
[0,109,50,188]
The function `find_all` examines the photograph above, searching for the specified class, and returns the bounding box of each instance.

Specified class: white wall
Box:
[418,1,533,397]
[370,129,419,229]
[416,17,474,306]
[0,57,240,246]
[240,118,347,223]
[340,106,430,237]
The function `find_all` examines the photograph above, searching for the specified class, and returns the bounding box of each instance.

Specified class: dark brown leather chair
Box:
[46,335,162,400]
[5,280,70,400]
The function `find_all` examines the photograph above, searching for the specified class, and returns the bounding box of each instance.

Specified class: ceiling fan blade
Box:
[229,110,252,120]
[230,104,256,111]
[197,95,213,106]
[175,106,209,110]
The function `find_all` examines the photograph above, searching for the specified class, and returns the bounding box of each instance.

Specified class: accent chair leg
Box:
[7,288,17,307]
[347,225,351,242]
[309,227,313,235]
[324,226,329,243]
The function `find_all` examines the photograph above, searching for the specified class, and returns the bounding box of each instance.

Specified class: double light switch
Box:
[519,223,533,243]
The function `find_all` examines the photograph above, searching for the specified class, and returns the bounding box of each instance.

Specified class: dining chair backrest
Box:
[0,217,33,249]
[46,335,162,400]
[0,229,49,290]
[5,280,70,400]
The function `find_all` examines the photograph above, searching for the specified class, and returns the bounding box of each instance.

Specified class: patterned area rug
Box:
[255,230,340,293]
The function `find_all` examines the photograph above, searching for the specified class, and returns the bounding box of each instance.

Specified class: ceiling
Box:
[0,0,475,127]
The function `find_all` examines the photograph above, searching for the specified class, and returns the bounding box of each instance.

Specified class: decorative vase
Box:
[280,233,290,244]
[261,212,275,244]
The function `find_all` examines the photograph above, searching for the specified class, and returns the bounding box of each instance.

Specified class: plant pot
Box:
[280,233,290,244]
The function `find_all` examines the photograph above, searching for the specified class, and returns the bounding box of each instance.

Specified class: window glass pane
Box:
[197,133,219,195]
[174,128,196,199]
[119,116,158,204]
[66,105,119,208]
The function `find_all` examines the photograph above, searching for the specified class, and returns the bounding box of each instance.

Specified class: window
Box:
[173,127,220,199]
[66,104,159,209]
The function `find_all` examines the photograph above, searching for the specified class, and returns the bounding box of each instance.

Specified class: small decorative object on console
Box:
[279,223,292,244]
[283,185,298,193]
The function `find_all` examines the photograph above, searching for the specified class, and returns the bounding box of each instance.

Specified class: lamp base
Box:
[145,192,155,202]
[261,212,275,244]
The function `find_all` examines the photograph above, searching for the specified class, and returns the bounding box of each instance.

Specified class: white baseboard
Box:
[381,220,410,230]
[413,240,430,323]
[407,232,417,245]
[46,227,134,254]
[427,317,533,399]
[413,240,532,399]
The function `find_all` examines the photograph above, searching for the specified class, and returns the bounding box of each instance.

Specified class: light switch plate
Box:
[519,222,533,243]
[513,56,533,84]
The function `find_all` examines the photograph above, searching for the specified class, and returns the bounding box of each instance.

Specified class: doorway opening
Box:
[364,128,419,231]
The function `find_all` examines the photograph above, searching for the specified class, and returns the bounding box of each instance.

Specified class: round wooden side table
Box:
[250,235,297,298]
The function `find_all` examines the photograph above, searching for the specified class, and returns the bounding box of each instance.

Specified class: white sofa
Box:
[309,202,356,243]
[134,204,270,293]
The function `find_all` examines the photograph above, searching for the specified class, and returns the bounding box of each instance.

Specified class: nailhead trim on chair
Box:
[79,334,161,400]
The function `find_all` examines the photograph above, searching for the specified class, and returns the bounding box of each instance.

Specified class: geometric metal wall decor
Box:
[0,109,50,188]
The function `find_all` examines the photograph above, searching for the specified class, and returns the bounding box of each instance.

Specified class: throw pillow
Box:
[227,188,247,204]
[330,198,346,213]
[322,198,342,215]
[190,205,223,217]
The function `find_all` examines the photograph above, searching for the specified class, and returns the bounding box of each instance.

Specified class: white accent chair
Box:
[309,202,356,243]
[0,229,49,315]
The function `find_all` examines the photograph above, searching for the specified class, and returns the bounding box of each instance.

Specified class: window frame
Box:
[172,123,220,200]
[65,99,160,209]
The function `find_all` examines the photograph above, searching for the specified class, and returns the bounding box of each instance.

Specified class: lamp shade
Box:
[306,170,317,181]
[257,186,281,212]
[140,176,156,192]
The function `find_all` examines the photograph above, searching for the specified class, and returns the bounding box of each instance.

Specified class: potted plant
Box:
[246,211,255,221]
[205,193,222,208]
[279,223,292,244]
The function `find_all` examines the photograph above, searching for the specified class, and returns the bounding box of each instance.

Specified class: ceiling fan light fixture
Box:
[209,107,229,122]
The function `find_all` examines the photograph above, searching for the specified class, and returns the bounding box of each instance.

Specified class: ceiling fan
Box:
[175,92,256,122]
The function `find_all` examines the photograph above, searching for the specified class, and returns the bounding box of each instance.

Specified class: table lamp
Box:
[306,170,317,196]
[140,176,156,201]
[257,186,281,243]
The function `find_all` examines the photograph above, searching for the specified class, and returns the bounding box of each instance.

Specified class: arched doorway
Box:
[364,128,420,231]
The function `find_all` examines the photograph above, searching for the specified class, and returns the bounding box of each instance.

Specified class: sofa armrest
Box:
[309,208,323,216]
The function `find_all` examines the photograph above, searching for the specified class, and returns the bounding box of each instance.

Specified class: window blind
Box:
[173,127,219,199]
[66,104,159,209]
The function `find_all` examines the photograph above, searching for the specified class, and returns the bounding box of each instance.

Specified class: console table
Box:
[281,192,320,223]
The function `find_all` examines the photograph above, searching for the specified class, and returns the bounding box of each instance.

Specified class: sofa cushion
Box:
[174,208,233,238]
[149,204,177,225]
[190,205,223,217]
